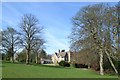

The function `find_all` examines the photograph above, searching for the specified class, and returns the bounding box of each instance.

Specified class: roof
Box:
[41,58,52,62]
[52,50,72,57]
[57,52,67,57]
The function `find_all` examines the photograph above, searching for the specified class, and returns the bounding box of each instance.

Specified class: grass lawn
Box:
[2,62,118,78]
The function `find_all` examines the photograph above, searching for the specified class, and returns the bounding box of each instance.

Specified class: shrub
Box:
[64,62,70,67]
[59,61,70,67]
[73,63,88,68]
[19,59,25,63]
[59,61,65,66]
[115,60,120,75]
[6,58,10,61]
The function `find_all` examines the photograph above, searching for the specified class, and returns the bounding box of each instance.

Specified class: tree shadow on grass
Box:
[2,61,73,69]
[0,65,5,67]
[33,64,73,69]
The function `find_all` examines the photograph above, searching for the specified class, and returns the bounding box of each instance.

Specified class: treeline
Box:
[1,14,49,64]
[69,3,120,75]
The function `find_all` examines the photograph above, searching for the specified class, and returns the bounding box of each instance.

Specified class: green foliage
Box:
[59,61,65,66]
[103,57,120,74]
[2,53,5,60]
[19,59,25,63]
[17,50,26,63]
[30,53,35,63]
[114,60,120,75]
[58,61,70,67]
[40,49,47,58]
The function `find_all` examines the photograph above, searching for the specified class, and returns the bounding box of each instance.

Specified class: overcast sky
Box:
[1,2,117,54]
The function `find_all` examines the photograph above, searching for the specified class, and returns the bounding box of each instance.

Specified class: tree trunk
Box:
[26,50,30,64]
[10,47,14,63]
[105,49,118,74]
[88,65,90,69]
[36,56,38,64]
[99,48,104,75]
[35,52,39,64]
[10,56,14,63]
[12,56,14,63]
[11,34,14,63]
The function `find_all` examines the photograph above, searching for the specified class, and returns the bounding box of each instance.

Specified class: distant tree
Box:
[1,53,5,60]
[46,54,52,60]
[40,49,47,59]
[32,39,45,64]
[19,14,44,64]
[17,49,26,62]
[2,27,21,63]
[0,30,2,60]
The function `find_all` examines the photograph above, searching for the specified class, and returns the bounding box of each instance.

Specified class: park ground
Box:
[2,62,118,78]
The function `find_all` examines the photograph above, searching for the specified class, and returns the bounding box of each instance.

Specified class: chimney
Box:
[61,50,65,52]
[59,49,60,53]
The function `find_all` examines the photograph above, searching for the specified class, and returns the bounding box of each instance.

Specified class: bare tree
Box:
[2,27,21,63]
[19,14,44,64]
[0,30,2,60]
[70,3,119,75]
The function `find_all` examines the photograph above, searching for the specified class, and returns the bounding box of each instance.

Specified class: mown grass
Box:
[2,62,118,78]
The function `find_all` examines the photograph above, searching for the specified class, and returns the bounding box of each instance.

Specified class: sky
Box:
[1,2,117,54]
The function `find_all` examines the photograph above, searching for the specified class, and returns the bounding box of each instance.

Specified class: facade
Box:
[41,58,53,64]
[52,50,71,64]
